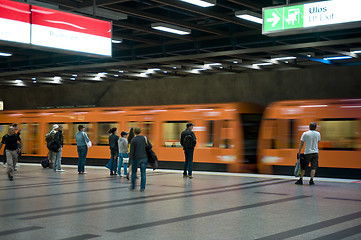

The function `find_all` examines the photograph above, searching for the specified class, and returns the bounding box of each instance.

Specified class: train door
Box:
[240,114,262,165]
[20,122,40,155]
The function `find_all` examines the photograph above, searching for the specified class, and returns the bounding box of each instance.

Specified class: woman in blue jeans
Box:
[117,131,129,177]
[75,125,90,174]
[129,127,152,191]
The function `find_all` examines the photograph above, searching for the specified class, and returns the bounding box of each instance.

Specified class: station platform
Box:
[0,164,360,240]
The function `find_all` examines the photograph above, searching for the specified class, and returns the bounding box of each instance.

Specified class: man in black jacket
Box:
[180,123,197,179]
[0,127,21,180]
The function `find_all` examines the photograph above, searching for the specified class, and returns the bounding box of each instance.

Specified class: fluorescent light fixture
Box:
[235,10,262,24]
[119,70,124,73]
[32,77,36,80]
[272,56,297,61]
[98,72,108,75]
[72,74,77,77]
[94,76,102,80]
[114,75,119,77]
[205,63,222,67]
[0,52,13,57]
[15,79,22,83]
[33,80,37,83]
[233,61,238,64]
[253,62,273,66]
[193,68,207,71]
[323,56,352,60]
[112,39,122,44]
[350,50,361,54]
[147,68,161,72]
[53,76,61,80]
[179,0,215,7]
[70,78,76,80]
[151,23,191,35]
[163,71,168,74]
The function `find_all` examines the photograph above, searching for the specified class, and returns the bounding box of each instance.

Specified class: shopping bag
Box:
[294,158,301,177]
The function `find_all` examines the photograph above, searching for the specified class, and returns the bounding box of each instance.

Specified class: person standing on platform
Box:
[117,131,129,178]
[129,127,152,191]
[54,125,65,172]
[75,125,90,174]
[180,123,197,179]
[0,127,21,181]
[126,128,135,180]
[46,124,61,169]
[108,128,119,176]
[295,122,321,185]
[2,124,21,168]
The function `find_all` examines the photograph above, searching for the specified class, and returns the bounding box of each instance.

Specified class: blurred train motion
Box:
[0,99,360,178]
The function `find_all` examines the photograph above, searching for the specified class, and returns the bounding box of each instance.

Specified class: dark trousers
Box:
[183,148,194,176]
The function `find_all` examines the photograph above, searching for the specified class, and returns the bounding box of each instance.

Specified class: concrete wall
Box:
[1,65,360,110]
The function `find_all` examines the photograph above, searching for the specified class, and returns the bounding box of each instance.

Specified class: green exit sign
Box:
[263,0,361,36]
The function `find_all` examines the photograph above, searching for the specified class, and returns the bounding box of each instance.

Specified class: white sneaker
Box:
[2,163,6,168]
[56,169,65,172]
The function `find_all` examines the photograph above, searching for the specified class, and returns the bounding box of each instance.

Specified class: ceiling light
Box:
[114,75,119,77]
[151,23,191,35]
[112,39,122,44]
[205,63,222,67]
[233,61,238,64]
[0,52,13,57]
[70,78,76,80]
[72,74,77,77]
[179,0,215,7]
[350,50,361,54]
[94,76,102,80]
[15,79,22,83]
[98,72,108,75]
[163,71,168,74]
[53,76,61,80]
[119,70,124,73]
[33,80,37,83]
[272,56,297,61]
[323,56,352,60]
[235,10,262,24]
[253,62,274,66]
[32,77,36,80]
[147,68,161,72]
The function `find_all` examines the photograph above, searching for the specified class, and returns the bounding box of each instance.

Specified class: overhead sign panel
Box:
[263,0,361,36]
[31,6,112,56]
[0,0,30,44]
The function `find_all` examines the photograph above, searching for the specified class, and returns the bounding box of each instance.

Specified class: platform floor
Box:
[0,164,360,240]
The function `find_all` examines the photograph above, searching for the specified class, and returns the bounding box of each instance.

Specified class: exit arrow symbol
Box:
[267,12,280,27]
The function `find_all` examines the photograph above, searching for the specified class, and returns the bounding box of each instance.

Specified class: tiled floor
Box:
[0,164,360,240]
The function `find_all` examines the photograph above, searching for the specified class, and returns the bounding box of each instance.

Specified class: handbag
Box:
[83,132,92,148]
[122,157,129,164]
[144,137,158,170]
[294,154,304,177]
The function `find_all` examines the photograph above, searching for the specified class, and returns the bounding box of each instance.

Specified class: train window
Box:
[0,123,11,138]
[205,121,215,147]
[218,120,235,149]
[19,123,40,154]
[46,123,70,145]
[163,121,187,147]
[70,123,93,145]
[126,122,140,130]
[98,122,118,145]
[320,120,359,150]
[143,122,154,143]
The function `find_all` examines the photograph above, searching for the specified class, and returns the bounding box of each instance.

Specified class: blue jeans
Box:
[77,146,87,173]
[131,158,147,190]
[54,147,62,171]
[109,149,118,173]
[118,153,128,175]
[183,148,194,176]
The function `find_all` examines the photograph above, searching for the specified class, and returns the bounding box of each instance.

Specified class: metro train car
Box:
[257,99,361,179]
[0,102,263,173]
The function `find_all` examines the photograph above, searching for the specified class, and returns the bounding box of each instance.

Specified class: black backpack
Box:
[183,134,195,148]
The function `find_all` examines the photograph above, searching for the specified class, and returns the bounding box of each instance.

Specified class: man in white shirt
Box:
[296,122,321,185]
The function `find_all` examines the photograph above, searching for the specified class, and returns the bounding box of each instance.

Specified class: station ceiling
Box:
[1,0,361,87]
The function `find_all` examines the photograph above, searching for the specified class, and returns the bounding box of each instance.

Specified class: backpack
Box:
[45,132,55,143]
[41,158,50,168]
[183,134,195,149]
